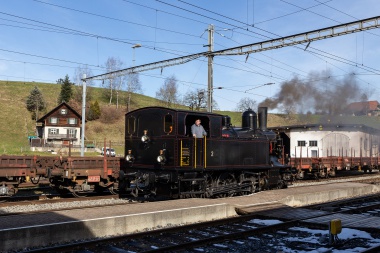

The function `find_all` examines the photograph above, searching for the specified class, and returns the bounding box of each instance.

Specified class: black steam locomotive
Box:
[121,106,290,198]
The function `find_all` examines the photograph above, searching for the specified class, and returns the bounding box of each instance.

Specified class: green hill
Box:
[2,80,379,155]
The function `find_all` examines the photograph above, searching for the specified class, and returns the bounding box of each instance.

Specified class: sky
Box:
[1,0,380,112]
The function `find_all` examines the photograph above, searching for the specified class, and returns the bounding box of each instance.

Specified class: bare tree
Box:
[73,65,94,86]
[103,57,124,105]
[125,72,142,112]
[72,65,94,103]
[156,75,179,108]
[235,97,257,112]
[183,89,206,111]
[212,99,219,111]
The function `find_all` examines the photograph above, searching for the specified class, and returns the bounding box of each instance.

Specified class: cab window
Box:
[127,117,136,135]
[185,115,209,137]
[164,114,173,134]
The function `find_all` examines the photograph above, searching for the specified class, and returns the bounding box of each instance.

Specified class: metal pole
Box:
[81,74,86,157]
[207,24,214,112]
[129,44,141,112]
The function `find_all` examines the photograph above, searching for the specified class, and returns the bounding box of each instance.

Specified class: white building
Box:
[271,124,380,158]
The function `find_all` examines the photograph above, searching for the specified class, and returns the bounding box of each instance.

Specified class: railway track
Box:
[21,194,380,253]
[290,171,380,187]
[1,172,379,217]
[3,170,379,203]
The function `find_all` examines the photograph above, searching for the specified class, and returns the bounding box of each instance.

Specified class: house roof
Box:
[346,101,379,113]
[37,102,82,122]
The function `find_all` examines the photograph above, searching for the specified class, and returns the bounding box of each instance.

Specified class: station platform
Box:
[1,182,380,252]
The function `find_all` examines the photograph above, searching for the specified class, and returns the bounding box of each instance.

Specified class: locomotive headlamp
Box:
[125,150,135,162]
[157,149,166,164]
[141,130,150,143]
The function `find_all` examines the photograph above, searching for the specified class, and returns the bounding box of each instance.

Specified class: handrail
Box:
[194,137,197,169]
[204,136,207,169]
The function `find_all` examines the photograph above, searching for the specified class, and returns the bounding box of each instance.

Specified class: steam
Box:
[259,70,369,115]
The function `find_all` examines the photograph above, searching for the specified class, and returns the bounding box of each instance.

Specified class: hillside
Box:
[1,80,379,155]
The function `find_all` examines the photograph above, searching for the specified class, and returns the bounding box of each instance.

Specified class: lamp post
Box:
[244,82,274,93]
[132,43,141,67]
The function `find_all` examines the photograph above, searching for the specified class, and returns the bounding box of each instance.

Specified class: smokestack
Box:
[258,107,267,131]
[242,109,257,131]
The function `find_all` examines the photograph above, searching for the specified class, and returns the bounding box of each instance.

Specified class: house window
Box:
[68,118,77,125]
[50,117,58,124]
[68,129,76,138]
[49,128,58,134]
[60,109,67,115]
[297,141,306,146]
[309,140,318,147]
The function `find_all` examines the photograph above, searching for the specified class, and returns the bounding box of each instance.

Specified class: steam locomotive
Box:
[120,106,290,198]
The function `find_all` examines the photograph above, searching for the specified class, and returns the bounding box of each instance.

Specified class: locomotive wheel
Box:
[216,173,236,197]
[202,174,214,198]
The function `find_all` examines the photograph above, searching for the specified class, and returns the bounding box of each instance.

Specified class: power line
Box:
[25,0,342,84]
[31,0,205,39]
[0,48,101,67]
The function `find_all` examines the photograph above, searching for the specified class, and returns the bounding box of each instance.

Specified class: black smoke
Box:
[259,70,368,115]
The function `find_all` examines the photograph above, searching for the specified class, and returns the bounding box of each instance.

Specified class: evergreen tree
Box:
[87,100,101,121]
[57,75,73,104]
[26,86,46,121]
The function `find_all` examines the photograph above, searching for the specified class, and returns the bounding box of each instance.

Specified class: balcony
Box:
[47,134,77,140]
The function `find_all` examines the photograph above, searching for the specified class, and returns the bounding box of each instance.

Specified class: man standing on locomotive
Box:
[191,119,207,138]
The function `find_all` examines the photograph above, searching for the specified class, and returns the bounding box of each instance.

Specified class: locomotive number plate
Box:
[88,176,100,182]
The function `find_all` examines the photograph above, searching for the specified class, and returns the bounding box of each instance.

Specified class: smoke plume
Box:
[259,70,369,115]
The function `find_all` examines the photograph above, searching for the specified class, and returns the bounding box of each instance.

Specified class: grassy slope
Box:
[1,80,378,155]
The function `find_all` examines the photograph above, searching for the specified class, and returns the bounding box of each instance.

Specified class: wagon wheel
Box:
[216,173,236,197]
[0,184,18,200]
[318,167,327,178]
[296,170,304,180]
[71,191,87,198]
[108,186,118,195]
[70,185,87,198]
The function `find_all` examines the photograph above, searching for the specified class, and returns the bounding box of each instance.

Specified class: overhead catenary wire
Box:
[27,0,375,85]
[2,0,379,110]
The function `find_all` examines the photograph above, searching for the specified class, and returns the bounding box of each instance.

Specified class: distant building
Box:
[345,101,380,116]
[270,124,380,158]
[35,102,82,147]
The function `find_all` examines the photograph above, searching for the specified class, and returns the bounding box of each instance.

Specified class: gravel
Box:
[0,197,132,214]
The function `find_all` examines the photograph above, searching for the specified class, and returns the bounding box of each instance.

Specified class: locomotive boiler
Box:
[121,106,290,198]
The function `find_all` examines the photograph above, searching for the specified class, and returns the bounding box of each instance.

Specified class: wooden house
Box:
[36,102,82,146]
